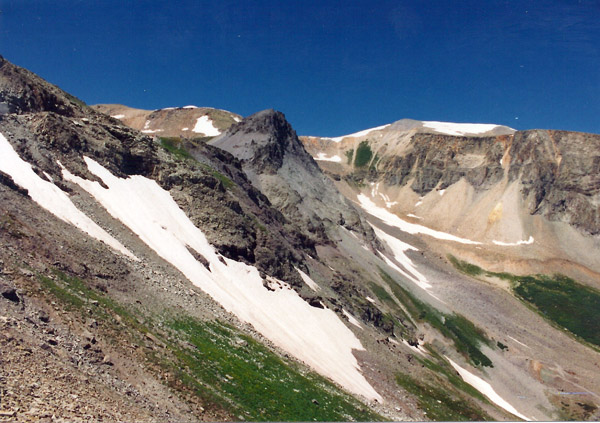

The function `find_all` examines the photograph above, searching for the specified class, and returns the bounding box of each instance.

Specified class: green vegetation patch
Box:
[514,274,600,347]
[37,268,380,421]
[354,141,373,167]
[379,268,493,367]
[345,149,354,165]
[37,269,146,334]
[199,163,234,189]
[159,137,194,160]
[449,255,600,348]
[396,372,490,421]
[167,318,382,421]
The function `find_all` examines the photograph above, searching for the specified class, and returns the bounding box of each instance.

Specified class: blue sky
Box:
[1,0,599,136]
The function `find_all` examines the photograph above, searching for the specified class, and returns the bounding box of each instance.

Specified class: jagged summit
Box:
[212,109,378,246]
[212,109,311,174]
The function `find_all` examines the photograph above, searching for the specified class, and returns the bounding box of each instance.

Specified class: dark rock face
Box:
[509,130,600,235]
[0,171,28,196]
[0,55,85,117]
[0,281,20,303]
[376,134,506,195]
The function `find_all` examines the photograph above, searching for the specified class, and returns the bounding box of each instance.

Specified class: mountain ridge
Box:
[1,56,599,421]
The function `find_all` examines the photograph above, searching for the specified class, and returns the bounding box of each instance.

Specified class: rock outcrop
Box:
[211,109,379,247]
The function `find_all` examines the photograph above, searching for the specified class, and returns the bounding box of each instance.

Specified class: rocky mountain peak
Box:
[213,109,310,174]
[0,55,86,117]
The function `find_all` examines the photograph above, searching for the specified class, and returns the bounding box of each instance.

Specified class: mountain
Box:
[301,121,600,277]
[1,55,600,421]
[92,103,242,139]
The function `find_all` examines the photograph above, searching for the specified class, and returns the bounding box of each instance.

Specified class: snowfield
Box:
[445,356,531,421]
[342,309,363,329]
[63,156,382,402]
[357,194,481,245]
[295,267,321,292]
[0,133,137,260]
[314,153,342,162]
[326,124,391,142]
[372,226,431,291]
[422,121,507,136]
[193,116,221,136]
[493,236,534,246]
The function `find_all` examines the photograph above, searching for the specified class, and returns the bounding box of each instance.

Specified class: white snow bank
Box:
[327,124,391,142]
[493,236,534,246]
[295,267,320,292]
[141,129,164,134]
[314,153,342,162]
[343,309,363,329]
[422,121,505,136]
[182,105,198,109]
[358,194,481,245]
[110,114,125,119]
[372,226,431,291]
[406,213,423,220]
[446,356,531,421]
[0,133,137,260]
[65,157,381,402]
[193,115,221,136]
[182,127,189,131]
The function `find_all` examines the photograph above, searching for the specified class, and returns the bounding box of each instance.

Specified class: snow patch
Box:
[233,117,241,122]
[366,296,375,303]
[508,336,531,349]
[110,114,125,119]
[407,213,423,220]
[0,133,137,260]
[327,124,391,142]
[493,236,534,246]
[358,194,481,245]
[446,356,531,421]
[342,309,363,329]
[295,267,320,292]
[314,153,342,162]
[423,121,505,136]
[372,226,446,305]
[182,105,198,109]
[439,189,446,196]
[66,157,381,402]
[402,340,427,356]
[193,116,221,136]
[182,127,189,131]
[141,129,164,134]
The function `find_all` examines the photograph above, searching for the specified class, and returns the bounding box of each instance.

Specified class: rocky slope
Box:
[1,55,600,421]
[92,104,241,139]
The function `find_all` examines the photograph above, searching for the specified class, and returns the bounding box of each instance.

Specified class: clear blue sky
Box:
[1,0,599,135]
